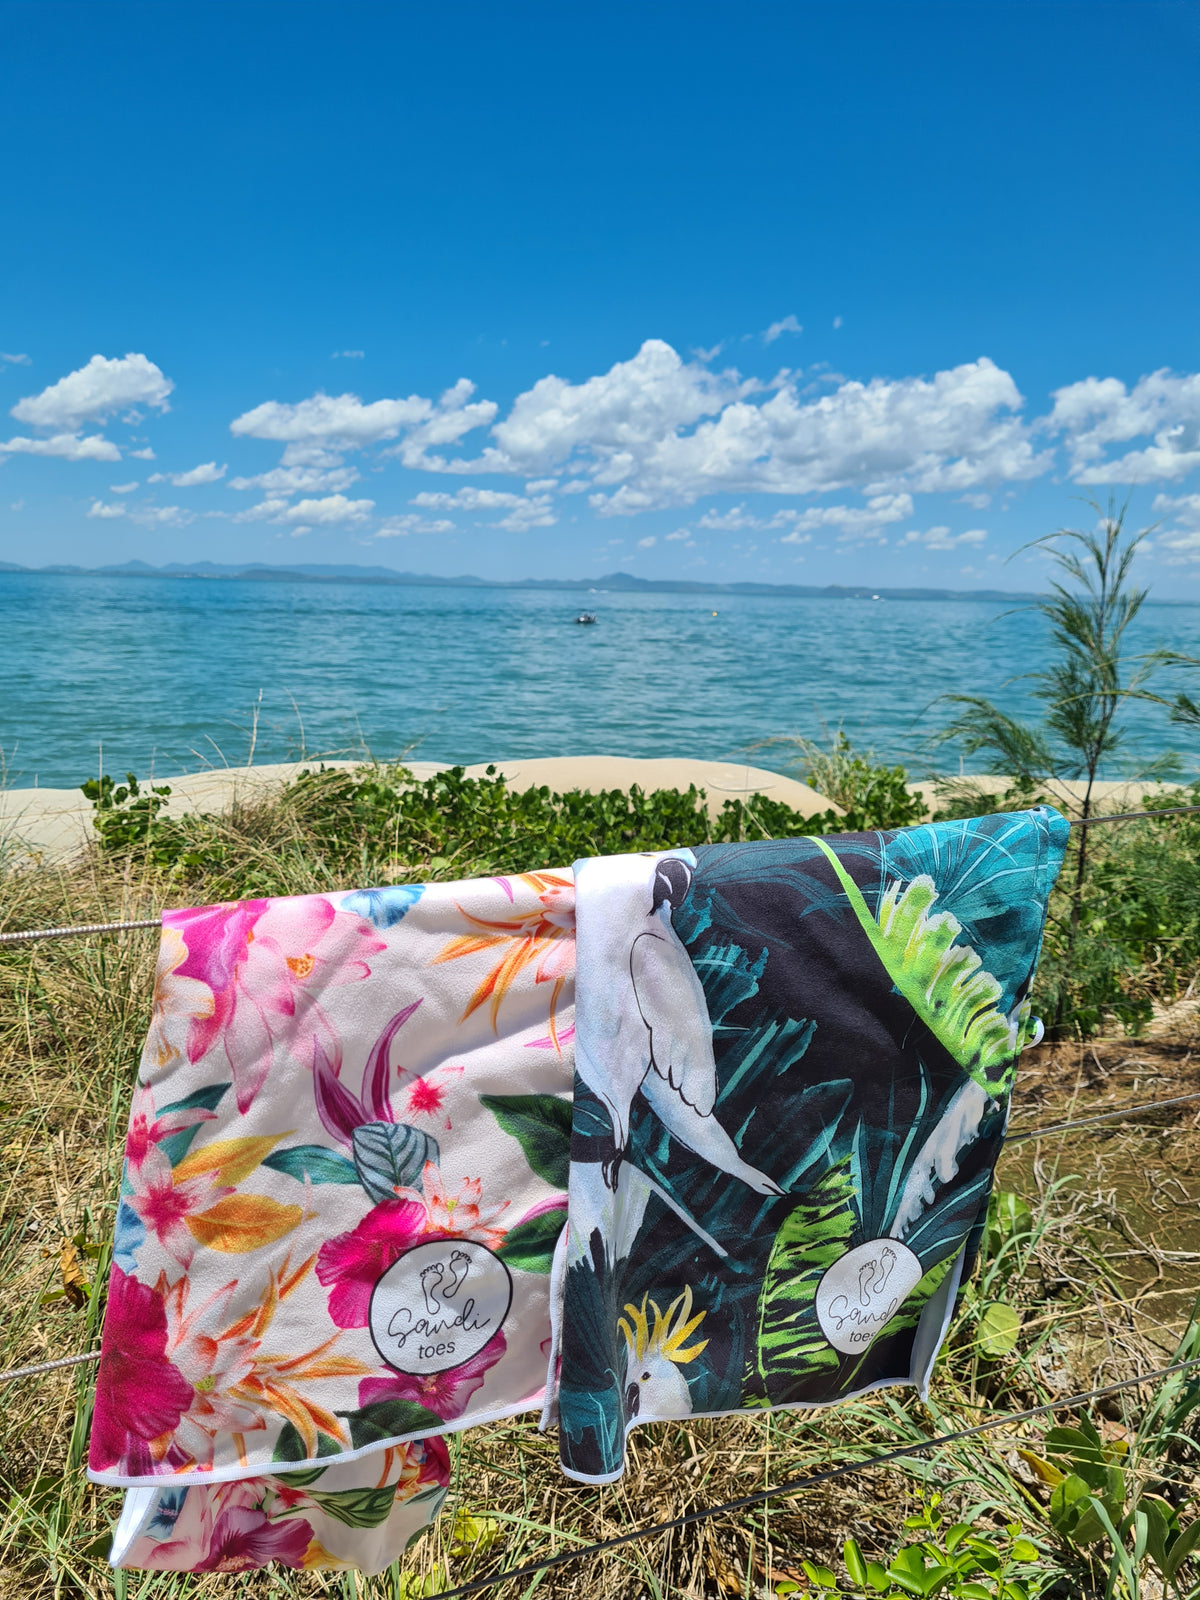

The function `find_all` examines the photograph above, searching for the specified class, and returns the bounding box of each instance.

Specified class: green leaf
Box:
[977,1301,1021,1357]
[748,1157,858,1402]
[261,1144,361,1185]
[352,1121,440,1203]
[800,1560,837,1590]
[271,1421,342,1481]
[306,1483,399,1529]
[957,1587,993,1600]
[844,1538,869,1585]
[1010,1538,1038,1562]
[496,1207,567,1273]
[1163,1515,1200,1584]
[864,1562,891,1593]
[155,1082,233,1165]
[479,1093,571,1188]
[339,1398,445,1450]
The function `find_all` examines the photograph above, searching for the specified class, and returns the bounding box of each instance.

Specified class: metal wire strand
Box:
[0,916,160,946]
[0,1350,102,1382]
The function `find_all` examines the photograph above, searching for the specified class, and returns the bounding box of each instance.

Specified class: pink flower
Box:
[193,1503,314,1572]
[143,924,216,1072]
[90,1266,194,1475]
[394,1161,509,1249]
[124,1082,217,1170]
[358,1331,507,1421]
[125,1144,231,1266]
[160,1277,263,1465]
[167,896,384,1112]
[315,1199,427,1328]
[416,1432,452,1487]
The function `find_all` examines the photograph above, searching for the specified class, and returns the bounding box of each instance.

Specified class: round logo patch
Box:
[368,1239,513,1376]
[815,1239,923,1355]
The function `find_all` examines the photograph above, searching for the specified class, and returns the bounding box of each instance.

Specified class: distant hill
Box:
[0,557,1050,602]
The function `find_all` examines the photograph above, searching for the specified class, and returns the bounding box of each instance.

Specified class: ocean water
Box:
[4,571,1200,790]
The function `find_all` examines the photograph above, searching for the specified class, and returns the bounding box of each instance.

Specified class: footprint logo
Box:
[420,1262,445,1316]
[441,1249,471,1300]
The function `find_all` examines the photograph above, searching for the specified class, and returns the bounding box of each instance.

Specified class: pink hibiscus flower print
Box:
[125,1143,232,1267]
[124,1082,217,1171]
[90,1266,194,1475]
[315,1198,427,1328]
[143,924,216,1073]
[167,895,384,1112]
[358,1331,507,1421]
[394,1162,509,1250]
[193,1502,314,1572]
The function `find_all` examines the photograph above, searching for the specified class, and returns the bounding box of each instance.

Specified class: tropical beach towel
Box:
[89,869,575,1568]
[554,809,1068,1484]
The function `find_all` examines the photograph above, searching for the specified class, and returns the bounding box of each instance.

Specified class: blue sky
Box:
[3,1,1199,588]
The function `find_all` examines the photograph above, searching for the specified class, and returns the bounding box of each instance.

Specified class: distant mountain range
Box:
[0,557,1045,603]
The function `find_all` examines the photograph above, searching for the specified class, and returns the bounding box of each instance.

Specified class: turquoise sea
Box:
[5,571,1200,791]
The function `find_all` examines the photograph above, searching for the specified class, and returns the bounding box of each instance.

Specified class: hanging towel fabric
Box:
[554,810,1068,1484]
[107,1436,450,1574]
[89,870,575,1569]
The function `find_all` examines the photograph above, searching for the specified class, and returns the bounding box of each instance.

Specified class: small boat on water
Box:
[574,611,598,625]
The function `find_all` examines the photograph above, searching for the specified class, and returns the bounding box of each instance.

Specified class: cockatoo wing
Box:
[629,928,717,1116]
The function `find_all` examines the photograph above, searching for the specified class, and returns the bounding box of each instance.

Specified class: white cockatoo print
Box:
[618,1285,708,1421]
[574,852,783,1196]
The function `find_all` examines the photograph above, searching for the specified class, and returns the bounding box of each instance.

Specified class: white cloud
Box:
[1,352,31,365]
[332,350,365,359]
[1149,492,1200,562]
[129,446,156,460]
[833,316,843,330]
[699,492,913,544]
[763,314,802,344]
[0,432,121,461]
[525,477,558,492]
[901,525,987,551]
[109,481,139,493]
[437,341,1044,514]
[375,513,457,537]
[637,535,657,549]
[959,491,991,509]
[133,504,192,527]
[411,486,555,531]
[230,379,496,471]
[149,461,227,487]
[12,353,172,430]
[87,499,127,518]
[665,529,692,542]
[228,462,361,495]
[1047,369,1200,483]
[235,493,375,526]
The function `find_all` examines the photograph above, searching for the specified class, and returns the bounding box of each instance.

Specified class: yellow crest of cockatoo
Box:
[618,1286,708,1419]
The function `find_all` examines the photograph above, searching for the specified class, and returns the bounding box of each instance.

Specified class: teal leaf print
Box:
[261,1145,361,1185]
[352,1122,440,1203]
[496,1206,567,1273]
[750,1157,859,1403]
[156,1081,232,1165]
[479,1093,571,1189]
[814,839,1026,1092]
[340,1398,445,1449]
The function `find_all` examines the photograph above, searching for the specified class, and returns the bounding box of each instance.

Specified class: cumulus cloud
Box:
[12,353,172,429]
[234,493,375,526]
[698,492,913,544]
[1149,492,1200,562]
[109,482,139,493]
[1047,369,1200,483]
[411,486,555,531]
[332,350,365,359]
[228,462,361,495]
[148,461,227,487]
[664,529,693,542]
[432,341,1045,514]
[1,352,31,365]
[763,314,802,343]
[129,446,156,460]
[901,526,987,551]
[230,379,496,471]
[0,432,121,461]
[375,513,457,537]
[87,499,127,518]
[637,535,657,548]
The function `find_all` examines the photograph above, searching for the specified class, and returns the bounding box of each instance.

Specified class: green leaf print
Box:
[813,839,1030,1093]
[304,1483,401,1528]
[750,1157,858,1403]
[340,1398,445,1449]
[496,1206,567,1273]
[479,1093,571,1188]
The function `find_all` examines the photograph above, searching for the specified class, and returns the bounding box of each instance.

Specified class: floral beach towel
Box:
[555,810,1068,1483]
[89,870,575,1569]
